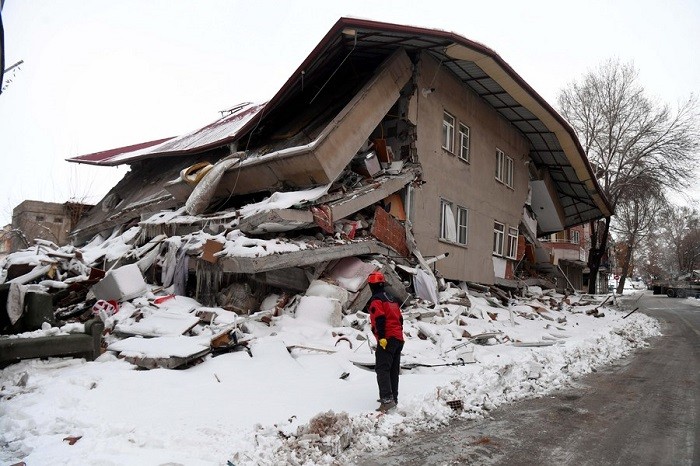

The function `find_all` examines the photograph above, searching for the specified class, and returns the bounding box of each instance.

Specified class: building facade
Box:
[11,201,92,252]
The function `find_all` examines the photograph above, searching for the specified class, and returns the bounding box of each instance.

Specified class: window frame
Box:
[456,206,469,245]
[440,199,455,241]
[493,221,505,256]
[442,111,455,153]
[570,230,580,244]
[440,199,469,246]
[504,155,514,188]
[507,227,518,259]
[458,123,470,162]
[495,148,505,182]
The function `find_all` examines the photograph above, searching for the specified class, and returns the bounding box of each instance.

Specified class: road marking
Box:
[674,311,700,338]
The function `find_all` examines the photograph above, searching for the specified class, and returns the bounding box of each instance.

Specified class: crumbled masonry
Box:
[2,200,631,370]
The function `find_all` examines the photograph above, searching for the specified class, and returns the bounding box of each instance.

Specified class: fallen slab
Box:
[217,240,395,274]
[114,310,200,338]
[108,335,211,369]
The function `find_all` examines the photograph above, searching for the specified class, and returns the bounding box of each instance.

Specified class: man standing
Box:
[367,270,404,412]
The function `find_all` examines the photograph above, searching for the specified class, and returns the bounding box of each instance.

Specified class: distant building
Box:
[538,221,611,293]
[10,200,93,252]
[540,224,588,291]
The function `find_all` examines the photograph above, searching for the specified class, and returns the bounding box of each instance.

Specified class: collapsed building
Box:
[0,18,612,368]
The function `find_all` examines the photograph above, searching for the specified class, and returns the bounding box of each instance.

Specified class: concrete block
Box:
[91,263,148,302]
[305,280,350,307]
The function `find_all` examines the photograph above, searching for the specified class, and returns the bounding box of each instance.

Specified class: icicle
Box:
[196,260,222,306]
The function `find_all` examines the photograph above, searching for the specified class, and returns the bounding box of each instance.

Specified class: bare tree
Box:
[0,227,29,250]
[558,59,700,293]
[660,205,700,275]
[610,179,665,293]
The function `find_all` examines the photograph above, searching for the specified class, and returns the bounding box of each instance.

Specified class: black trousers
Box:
[375,338,404,402]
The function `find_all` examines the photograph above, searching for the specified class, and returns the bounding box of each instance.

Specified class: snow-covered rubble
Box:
[0,199,660,464]
[0,274,659,465]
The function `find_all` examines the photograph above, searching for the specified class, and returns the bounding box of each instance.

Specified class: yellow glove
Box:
[379,338,387,350]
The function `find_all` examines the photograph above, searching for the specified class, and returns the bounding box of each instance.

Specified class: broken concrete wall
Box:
[165,49,414,210]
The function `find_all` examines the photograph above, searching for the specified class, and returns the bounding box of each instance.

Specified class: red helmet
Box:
[368,271,385,284]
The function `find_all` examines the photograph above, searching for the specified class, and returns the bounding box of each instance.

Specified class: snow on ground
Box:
[684,296,700,307]
[0,291,660,465]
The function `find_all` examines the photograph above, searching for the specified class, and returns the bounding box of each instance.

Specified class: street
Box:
[353,292,700,465]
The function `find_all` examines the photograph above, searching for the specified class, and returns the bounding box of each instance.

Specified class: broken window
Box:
[458,123,470,162]
[440,200,468,245]
[440,199,456,242]
[442,111,455,153]
[493,222,505,256]
[507,227,518,259]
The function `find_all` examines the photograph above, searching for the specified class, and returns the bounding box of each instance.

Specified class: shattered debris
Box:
[0,210,620,371]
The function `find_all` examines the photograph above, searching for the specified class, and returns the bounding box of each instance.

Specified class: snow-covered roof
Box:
[67,103,265,166]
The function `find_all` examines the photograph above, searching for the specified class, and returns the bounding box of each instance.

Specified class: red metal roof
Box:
[67,103,265,165]
[68,138,174,165]
[65,18,520,168]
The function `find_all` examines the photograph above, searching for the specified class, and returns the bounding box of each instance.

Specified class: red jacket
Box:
[369,291,404,342]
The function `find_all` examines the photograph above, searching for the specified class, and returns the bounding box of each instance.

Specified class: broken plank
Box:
[286,344,338,354]
[512,341,556,347]
[122,350,210,369]
[469,332,504,343]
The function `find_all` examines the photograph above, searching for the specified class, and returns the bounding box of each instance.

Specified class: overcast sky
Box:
[1,0,698,225]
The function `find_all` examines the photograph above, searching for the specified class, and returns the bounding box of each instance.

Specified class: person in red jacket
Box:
[367,270,404,412]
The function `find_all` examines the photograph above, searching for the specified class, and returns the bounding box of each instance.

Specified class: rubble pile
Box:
[0,206,617,371]
[0,136,618,383]
[0,188,655,466]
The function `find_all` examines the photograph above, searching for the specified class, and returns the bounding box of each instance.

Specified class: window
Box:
[493,222,505,256]
[570,230,580,244]
[458,123,470,162]
[505,156,514,188]
[507,227,518,259]
[495,149,504,182]
[440,200,456,241]
[495,149,514,187]
[440,199,469,245]
[35,215,45,222]
[457,207,469,244]
[442,111,455,153]
[53,217,63,223]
